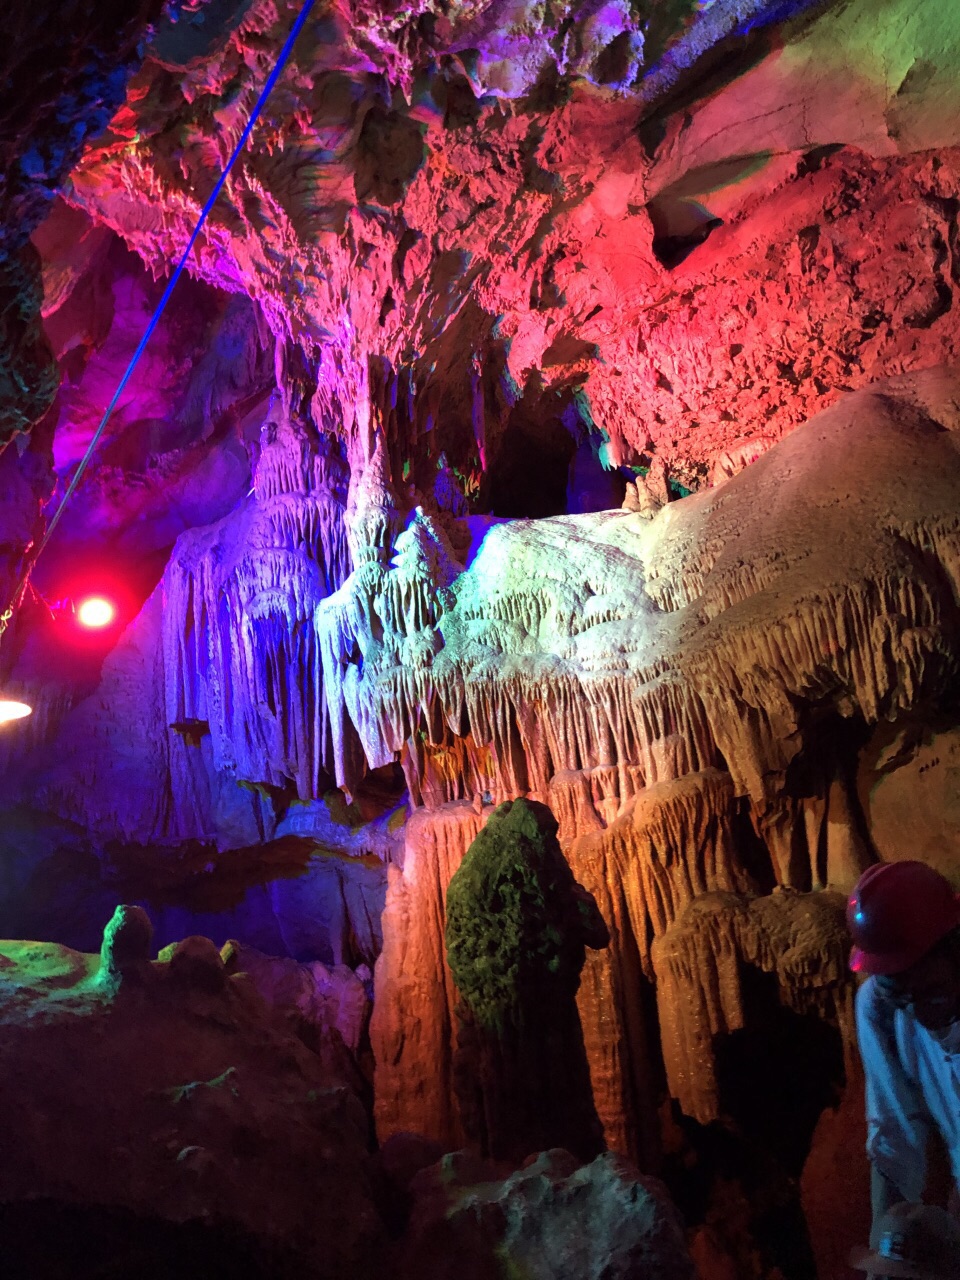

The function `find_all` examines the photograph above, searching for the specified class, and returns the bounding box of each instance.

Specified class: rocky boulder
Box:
[397,1147,695,1280]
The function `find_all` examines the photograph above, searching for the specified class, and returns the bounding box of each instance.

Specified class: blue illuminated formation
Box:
[737,0,824,35]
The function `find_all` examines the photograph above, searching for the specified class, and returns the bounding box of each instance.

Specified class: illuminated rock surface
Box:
[0,909,383,1278]
[3,0,960,1275]
[397,1148,694,1280]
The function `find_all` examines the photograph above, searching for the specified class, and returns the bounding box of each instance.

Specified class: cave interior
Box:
[2,0,960,1276]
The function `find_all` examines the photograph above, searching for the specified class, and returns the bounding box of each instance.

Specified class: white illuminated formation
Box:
[77,597,116,629]
[0,700,32,724]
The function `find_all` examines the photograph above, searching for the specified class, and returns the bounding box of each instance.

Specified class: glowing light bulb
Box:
[77,597,116,629]
[0,700,32,724]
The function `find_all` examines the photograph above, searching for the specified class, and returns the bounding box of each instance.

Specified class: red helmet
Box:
[848,861,960,976]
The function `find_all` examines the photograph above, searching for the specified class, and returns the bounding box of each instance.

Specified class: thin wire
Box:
[3,0,316,637]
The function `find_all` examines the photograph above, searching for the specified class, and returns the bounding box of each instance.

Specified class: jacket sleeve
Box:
[856,977,930,1202]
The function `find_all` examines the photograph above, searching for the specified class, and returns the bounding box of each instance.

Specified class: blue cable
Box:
[36,0,317,557]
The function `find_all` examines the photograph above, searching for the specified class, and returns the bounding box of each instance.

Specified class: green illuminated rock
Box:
[446,798,608,1034]
[445,798,608,1162]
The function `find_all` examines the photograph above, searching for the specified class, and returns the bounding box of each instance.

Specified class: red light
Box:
[76,596,116,629]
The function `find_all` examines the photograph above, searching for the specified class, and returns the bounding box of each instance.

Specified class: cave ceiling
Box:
[9,0,960,516]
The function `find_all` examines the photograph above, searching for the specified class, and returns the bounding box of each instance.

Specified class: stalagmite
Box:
[444,798,608,1163]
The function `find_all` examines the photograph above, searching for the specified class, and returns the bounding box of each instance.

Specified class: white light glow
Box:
[0,700,32,724]
[77,596,116,629]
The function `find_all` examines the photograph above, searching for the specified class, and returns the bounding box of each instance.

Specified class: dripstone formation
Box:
[445,797,608,1163]
[2,1,960,1276]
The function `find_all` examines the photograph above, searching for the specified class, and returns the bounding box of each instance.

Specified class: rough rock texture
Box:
[32,202,272,542]
[0,910,385,1278]
[445,798,608,1162]
[337,366,960,931]
[6,1,960,1273]
[9,0,960,846]
[49,0,960,490]
[359,370,959,1275]
[1,0,165,441]
[220,937,372,1055]
[397,1147,694,1280]
[859,720,960,878]
[0,203,273,739]
[570,769,761,1159]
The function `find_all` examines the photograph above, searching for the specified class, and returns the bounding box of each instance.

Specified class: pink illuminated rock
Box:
[43,0,960,494]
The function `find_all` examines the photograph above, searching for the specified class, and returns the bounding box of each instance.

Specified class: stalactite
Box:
[317,379,960,904]
[565,770,755,1155]
[26,369,960,1179]
[357,376,960,1160]
[36,401,352,844]
[370,801,485,1147]
[162,409,352,804]
[651,889,850,1125]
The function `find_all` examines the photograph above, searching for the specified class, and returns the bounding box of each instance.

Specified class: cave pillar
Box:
[445,798,608,1164]
[370,803,483,1146]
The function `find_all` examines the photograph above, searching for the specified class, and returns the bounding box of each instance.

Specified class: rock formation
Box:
[0,908,384,1278]
[445,797,608,1162]
[397,1148,695,1280]
[3,0,960,1274]
[356,370,960,1163]
[4,358,959,1271]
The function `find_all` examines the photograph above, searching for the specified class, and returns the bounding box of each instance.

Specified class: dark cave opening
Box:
[716,966,844,1277]
[485,416,577,518]
[647,195,724,269]
[661,964,845,1279]
[716,967,844,1177]
[485,406,625,519]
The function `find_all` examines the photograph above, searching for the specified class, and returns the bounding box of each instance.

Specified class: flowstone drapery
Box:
[29,398,351,845]
[19,370,960,1164]
[361,368,960,1164]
